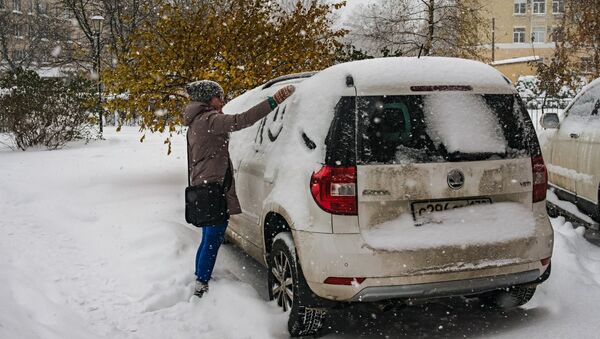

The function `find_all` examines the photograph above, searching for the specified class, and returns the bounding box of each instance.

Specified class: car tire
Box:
[267,232,327,337]
[481,285,537,309]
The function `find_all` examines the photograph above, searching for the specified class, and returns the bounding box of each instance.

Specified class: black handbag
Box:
[185,136,232,227]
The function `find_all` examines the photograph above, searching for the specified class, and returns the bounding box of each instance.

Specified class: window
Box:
[514,27,526,43]
[254,100,288,148]
[12,0,20,11]
[533,0,545,14]
[14,23,23,37]
[563,84,600,132]
[37,1,46,14]
[568,85,600,118]
[356,94,538,164]
[12,50,25,61]
[514,0,526,14]
[553,0,565,14]
[532,27,546,43]
[581,58,594,75]
[325,97,357,166]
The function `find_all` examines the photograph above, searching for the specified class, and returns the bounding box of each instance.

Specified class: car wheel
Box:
[481,285,537,309]
[268,232,327,337]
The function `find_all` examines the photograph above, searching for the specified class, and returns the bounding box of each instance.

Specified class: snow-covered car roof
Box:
[225,57,515,116]
[302,56,515,97]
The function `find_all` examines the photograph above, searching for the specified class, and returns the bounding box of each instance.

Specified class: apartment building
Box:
[0,0,83,76]
[484,0,565,82]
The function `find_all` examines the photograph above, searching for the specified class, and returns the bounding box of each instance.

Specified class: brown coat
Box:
[183,99,273,215]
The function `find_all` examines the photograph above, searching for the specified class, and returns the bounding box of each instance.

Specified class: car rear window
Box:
[357,94,539,164]
[324,94,540,166]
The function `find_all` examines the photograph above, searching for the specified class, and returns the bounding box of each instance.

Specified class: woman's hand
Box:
[273,85,296,104]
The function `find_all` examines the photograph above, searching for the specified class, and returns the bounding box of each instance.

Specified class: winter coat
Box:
[183,99,273,215]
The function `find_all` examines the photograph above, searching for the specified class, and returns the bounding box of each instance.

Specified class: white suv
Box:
[540,78,600,224]
[224,57,554,337]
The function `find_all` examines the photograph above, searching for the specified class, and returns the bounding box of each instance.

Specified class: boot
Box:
[194,280,209,298]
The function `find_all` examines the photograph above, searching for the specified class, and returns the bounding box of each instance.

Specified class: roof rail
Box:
[262,71,318,89]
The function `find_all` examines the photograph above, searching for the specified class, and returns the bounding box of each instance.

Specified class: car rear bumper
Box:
[349,269,540,302]
[301,260,548,302]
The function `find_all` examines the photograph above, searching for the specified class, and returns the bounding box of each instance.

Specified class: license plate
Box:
[411,198,492,222]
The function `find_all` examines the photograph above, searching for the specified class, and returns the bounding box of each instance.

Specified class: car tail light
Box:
[541,257,551,266]
[310,166,357,215]
[532,155,547,203]
[324,277,366,285]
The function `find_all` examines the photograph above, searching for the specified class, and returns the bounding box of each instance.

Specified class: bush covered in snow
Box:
[515,75,586,110]
[0,69,95,150]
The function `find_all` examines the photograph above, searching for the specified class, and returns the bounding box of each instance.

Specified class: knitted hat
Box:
[186,80,224,103]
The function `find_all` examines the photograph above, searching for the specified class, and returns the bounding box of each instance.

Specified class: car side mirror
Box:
[541,113,559,129]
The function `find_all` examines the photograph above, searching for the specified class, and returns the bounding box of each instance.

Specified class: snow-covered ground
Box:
[0,128,287,339]
[2,127,600,338]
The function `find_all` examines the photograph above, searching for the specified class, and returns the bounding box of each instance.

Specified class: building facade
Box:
[484,0,565,82]
[0,0,83,75]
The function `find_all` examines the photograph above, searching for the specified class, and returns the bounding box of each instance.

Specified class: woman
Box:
[183,80,295,298]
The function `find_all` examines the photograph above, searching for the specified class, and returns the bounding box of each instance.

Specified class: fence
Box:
[0,114,7,133]
[522,96,571,131]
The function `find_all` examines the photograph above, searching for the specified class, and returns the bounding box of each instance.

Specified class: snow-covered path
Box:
[2,127,600,338]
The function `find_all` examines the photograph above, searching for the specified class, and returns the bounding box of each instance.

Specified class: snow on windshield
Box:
[560,82,600,133]
[362,202,536,251]
[423,92,508,154]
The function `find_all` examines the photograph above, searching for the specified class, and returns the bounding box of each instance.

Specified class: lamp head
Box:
[91,15,105,34]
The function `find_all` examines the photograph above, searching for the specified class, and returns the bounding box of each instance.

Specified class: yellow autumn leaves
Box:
[103,0,347,146]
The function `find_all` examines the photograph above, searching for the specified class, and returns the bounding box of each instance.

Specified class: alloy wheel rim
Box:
[272,251,294,312]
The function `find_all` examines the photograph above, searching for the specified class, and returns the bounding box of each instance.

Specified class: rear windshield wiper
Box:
[445,151,507,162]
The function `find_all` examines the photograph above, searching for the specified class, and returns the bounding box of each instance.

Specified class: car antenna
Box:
[346,75,354,87]
[418,44,424,59]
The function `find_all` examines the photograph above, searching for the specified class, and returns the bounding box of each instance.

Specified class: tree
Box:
[102,0,346,152]
[336,43,375,62]
[347,0,489,60]
[0,5,74,73]
[60,0,158,71]
[535,0,600,91]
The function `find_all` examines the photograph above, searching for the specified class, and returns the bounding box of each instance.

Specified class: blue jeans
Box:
[195,222,228,283]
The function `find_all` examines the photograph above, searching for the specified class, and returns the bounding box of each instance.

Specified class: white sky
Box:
[327,0,380,26]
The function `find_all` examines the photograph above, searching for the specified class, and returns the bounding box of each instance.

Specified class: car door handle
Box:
[570,133,580,139]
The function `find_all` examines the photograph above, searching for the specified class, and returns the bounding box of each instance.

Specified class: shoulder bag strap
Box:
[223,161,232,192]
[186,132,191,187]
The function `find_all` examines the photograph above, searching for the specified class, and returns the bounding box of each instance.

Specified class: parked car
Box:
[224,57,554,337]
[540,78,600,223]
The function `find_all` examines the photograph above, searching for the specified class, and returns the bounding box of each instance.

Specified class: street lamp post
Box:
[91,15,104,135]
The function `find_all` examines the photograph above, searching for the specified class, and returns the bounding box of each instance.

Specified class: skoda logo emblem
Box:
[447,169,465,190]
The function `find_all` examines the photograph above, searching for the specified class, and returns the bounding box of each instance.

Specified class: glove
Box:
[273,85,296,104]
